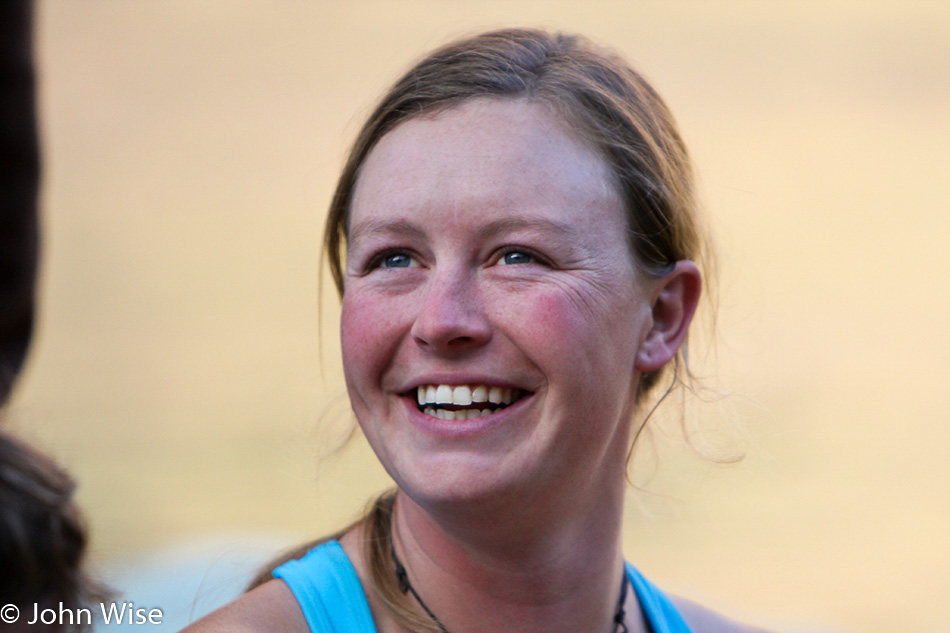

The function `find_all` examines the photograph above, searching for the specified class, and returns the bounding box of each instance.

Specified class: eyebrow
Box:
[347,218,426,244]
[474,215,576,241]
[347,214,577,245]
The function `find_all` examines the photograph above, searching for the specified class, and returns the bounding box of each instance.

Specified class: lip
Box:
[400,388,534,438]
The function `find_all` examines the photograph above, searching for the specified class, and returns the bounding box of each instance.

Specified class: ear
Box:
[635,260,702,373]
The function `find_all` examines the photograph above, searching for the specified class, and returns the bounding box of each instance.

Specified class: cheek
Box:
[500,292,593,392]
[340,292,402,387]
[513,289,639,447]
[505,283,639,358]
[501,283,644,411]
[520,291,583,342]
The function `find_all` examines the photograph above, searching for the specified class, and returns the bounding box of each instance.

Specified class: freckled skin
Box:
[341,98,659,518]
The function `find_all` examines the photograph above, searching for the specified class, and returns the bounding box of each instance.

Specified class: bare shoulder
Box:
[669,594,775,633]
[178,579,309,633]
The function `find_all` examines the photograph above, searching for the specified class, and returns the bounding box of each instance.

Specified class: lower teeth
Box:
[423,407,495,421]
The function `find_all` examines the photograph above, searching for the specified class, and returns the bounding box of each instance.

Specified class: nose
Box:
[410,268,491,353]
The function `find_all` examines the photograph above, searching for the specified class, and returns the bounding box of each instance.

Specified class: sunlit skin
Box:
[337,98,699,633]
[343,99,651,518]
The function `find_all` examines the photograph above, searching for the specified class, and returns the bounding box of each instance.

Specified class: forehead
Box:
[349,98,625,236]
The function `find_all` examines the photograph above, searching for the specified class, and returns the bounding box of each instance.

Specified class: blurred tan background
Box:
[7,1,949,631]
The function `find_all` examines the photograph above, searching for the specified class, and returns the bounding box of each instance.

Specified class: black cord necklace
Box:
[390,540,630,633]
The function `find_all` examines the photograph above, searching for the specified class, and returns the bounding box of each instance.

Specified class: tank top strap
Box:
[625,562,694,633]
[274,540,378,633]
[275,542,689,633]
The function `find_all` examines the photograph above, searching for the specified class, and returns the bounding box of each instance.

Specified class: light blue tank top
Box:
[275,540,693,633]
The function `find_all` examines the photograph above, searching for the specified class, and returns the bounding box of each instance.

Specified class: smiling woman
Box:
[182,28,767,633]
[341,98,671,513]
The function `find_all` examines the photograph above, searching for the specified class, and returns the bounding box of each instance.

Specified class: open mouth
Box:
[413,384,525,421]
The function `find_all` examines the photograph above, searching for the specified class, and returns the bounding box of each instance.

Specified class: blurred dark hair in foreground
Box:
[1,3,108,630]
[0,430,110,631]
[0,0,39,405]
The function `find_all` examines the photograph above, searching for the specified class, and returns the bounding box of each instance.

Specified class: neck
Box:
[386,471,639,633]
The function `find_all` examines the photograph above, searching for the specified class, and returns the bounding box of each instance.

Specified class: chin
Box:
[393,458,523,510]
[391,453,554,523]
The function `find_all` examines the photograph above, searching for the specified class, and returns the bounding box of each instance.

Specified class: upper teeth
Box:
[417,384,516,407]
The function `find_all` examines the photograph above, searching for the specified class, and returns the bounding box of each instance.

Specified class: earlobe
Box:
[634,260,702,373]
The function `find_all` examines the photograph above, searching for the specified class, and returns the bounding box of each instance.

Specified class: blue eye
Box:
[372,250,421,269]
[502,250,533,265]
[382,252,414,268]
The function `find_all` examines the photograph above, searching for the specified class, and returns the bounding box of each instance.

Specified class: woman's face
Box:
[341,98,660,508]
